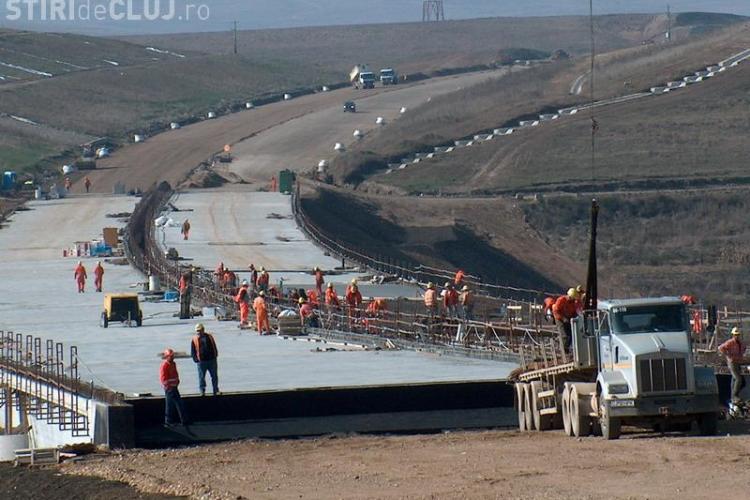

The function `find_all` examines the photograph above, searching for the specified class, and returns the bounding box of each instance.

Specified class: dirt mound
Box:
[180,166,233,189]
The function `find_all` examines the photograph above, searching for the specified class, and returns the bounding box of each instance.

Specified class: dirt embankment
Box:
[62,421,750,500]
[301,184,583,293]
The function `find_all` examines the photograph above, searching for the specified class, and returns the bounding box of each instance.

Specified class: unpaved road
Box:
[75,70,507,193]
[66,423,750,500]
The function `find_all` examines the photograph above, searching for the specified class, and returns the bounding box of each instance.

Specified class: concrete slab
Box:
[0,195,514,399]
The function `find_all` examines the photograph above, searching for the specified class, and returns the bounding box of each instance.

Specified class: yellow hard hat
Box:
[327,283,334,288]
[194,323,205,332]
[258,291,265,297]
[567,288,579,299]
[732,327,742,336]
[462,286,469,292]
[427,282,435,289]
[351,279,358,285]
[444,281,451,288]
[298,297,306,304]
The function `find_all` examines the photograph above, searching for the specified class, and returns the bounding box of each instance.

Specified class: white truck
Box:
[379,68,398,85]
[514,200,719,439]
[350,65,376,89]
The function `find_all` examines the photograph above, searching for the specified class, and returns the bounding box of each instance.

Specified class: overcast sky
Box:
[1,0,748,36]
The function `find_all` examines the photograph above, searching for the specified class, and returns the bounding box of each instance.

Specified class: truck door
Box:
[598,311,614,371]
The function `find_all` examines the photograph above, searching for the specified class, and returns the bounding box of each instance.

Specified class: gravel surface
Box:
[63,422,750,500]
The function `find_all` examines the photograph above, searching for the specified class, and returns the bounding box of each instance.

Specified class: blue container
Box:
[163,290,179,302]
[3,171,17,190]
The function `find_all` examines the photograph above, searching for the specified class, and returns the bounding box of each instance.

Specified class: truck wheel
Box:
[562,385,572,436]
[524,384,536,431]
[515,383,527,432]
[697,412,718,436]
[599,405,621,440]
[570,386,591,437]
[531,381,551,431]
[101,312,108,328]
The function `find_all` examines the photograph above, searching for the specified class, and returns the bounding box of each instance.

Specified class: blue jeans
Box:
[164,387,188,425]
[197,359,219,394]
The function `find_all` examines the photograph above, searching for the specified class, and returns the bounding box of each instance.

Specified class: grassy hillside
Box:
[363,21,750,194]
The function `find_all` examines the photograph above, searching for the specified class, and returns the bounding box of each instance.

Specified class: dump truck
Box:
[379,68,398,85]
[513,201,719,439]
[350,65,375,89]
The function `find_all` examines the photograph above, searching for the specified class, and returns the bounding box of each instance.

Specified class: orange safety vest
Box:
[192,333,218,362]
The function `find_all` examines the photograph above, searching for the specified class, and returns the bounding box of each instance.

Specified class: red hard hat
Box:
[163,348,174,359]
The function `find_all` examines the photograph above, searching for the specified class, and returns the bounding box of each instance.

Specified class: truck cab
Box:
[573,297,719,438]
[359,71,376,89]
[379,68,397,85]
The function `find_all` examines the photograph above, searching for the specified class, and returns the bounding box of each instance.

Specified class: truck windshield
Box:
[361,73,374,80]
[610,304,686,334]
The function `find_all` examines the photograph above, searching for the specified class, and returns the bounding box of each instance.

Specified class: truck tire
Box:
[570,385,591,437]
[697,412,718,436]
[524,383,536,431]
[515,383,527,432]
[531,381,551,431]
[599,405,621,440]
[562,385,573,436]
[101,311,108,328]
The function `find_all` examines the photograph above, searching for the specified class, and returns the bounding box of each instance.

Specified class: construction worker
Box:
[191,324,219,396]
[64,177,72,191]
[84,176,91,193]
[253,291,271,334]
[325,283,340,308]
[299,297,318,328]
[270,175,277,192]
[365,298,387,334]
[234,280,251,327]
[460,285,474,321]
[214,262,225,288]
[454,269,466,288]
[552,288,581,355]
[423,282,438,317]
[345,280,363,327]
[256,267,269,293]
[181,219,191,241]
[93,261,104,292]
[160,348,189,426]
[178,269,193,319]
[543,296,557,323]
[74,261,87,293]
[248,264,258,292]
[314,266,325,296]
[719,327,746,403]
[443,282,459,319]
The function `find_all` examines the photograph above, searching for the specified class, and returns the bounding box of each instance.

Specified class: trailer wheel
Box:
[599,405,621,440]
[531,381,551,431]
[697,412,718,436]
[100,312,108,328]
[515,383,527,432]
[570,386,591,437]
[562,385,572,436]
[524,383,536,431]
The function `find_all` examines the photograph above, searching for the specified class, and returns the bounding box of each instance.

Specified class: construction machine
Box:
[101,293,143,328]
[513,200,719,439]
[379,68,398,85]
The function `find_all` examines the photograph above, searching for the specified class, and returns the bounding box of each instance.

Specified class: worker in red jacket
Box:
[256,267,269,293]
[552,288,581,355]
[325,283,340,308]
[443,282,459,319]
[93,261,104,292]
[234,280,251,328]
[181,219,191,240]
[74,261,87,293]
[160,348,188,426]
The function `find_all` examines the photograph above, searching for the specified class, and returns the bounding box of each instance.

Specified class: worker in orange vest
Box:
[423,282,438,317]
[253,291,271,334]
[325,283,340,308]
[178,269,193,319]
[270,176,277,192]
[74,261,87,293]
[181,219,191,240]
[190,323,219,396]
[543,296,556,323]
[93,261,104,292]
[552,288,581,354]
[345,280,363,327]
[314,266,325,296]
[234,280,251,327]
[460,286,474,320]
